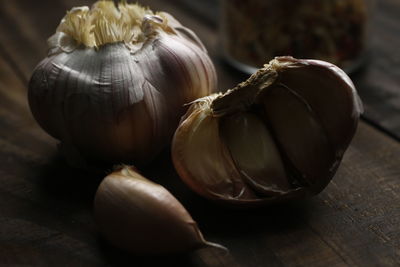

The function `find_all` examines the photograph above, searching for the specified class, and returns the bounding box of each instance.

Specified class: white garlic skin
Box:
[28,13,217,166]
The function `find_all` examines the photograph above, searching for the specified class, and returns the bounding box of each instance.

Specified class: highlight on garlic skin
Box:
[94,166,226,254]
[172,56,363,206]
[28,1,217,168]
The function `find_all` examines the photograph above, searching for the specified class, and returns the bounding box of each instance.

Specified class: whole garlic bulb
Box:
[28,1,217,167]
[172,57,362,206]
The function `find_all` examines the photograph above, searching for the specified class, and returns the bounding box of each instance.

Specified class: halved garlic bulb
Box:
[28,1,216,168]
[172,57,362,205]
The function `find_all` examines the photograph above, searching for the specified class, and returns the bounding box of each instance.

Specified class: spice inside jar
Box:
[220,0,370,74]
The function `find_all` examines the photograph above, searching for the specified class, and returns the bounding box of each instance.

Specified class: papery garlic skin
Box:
[94,166,225,254]
[28,1,217,167]
[172,100,259,201]
[172,57,362,206]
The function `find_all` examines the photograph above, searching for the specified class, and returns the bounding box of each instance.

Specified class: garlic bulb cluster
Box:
[172,57,362,206]
[94,166,225,254]
[28,1,216,167]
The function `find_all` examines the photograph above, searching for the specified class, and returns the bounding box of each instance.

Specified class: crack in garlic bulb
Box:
[172,57,362,206]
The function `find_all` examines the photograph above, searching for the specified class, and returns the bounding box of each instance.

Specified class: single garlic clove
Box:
[261,84,336,192]
[220,112,291,196]
[94,166,225,254]
[270,57,362,154]
[172,100,257,201]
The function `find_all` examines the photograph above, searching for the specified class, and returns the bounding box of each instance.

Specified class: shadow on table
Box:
[142,150,314,250]
[33,148,313,266]
[35,154,103,207]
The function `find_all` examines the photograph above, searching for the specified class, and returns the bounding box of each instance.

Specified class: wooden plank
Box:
[352,0,400,140]
[0,51,99,265]
[150,122,400,267]
[0,0,61,82]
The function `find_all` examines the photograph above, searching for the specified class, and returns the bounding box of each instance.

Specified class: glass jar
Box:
[220,0,374,74]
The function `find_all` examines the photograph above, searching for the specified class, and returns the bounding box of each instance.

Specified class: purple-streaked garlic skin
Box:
[260,57,362,194]
[28,4,217,168]
[269,57,362,154]
[172,57,362,206]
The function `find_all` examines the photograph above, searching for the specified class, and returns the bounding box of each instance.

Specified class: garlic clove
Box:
[157,12,207,52]
[270,57,362,154]
[94,166,225,254]
[172,101,257,201]
[220,112,291,196]
[47,32,78,55]
[261,84,336,192]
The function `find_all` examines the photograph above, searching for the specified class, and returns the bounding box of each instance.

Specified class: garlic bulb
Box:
[94,166,225,254]
[28,1,217,167]
[172,57,362,206]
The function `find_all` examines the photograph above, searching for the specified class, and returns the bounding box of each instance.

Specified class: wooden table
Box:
[0,0,399,266]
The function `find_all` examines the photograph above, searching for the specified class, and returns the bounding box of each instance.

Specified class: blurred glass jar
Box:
[220,0,374,74]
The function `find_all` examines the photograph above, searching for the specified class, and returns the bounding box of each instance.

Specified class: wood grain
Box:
[352,0,400,140]
[0,0,399,266]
